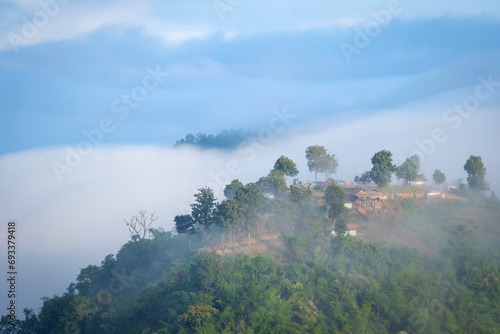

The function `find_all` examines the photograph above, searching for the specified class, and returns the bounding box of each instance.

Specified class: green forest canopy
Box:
[4,151,499,333]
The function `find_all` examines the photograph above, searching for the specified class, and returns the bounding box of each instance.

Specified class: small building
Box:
[409,181,425,186]
[445,184,458,193]
[329,229,356,236]
[425,192,441,198]
[352,189,388,207]
[344,202,353,209]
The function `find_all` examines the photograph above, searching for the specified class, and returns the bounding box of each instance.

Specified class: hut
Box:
[352,189,387,207]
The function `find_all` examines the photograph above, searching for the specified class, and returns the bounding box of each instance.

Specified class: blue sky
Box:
[1,0,500,153]
[1,0,500,313]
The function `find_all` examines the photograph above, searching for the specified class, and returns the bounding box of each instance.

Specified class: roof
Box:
[353,189,387,199]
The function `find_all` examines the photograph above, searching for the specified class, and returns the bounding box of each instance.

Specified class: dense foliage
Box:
[305,145,338,182]
[395,155,424,185]
[174,130,254,150]
[432,169,446,186]
[3,152,499,333]
[370,150,396,188]
[464,155,490,191]
[7,218,500,333]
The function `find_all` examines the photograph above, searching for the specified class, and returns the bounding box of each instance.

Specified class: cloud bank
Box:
[1,107,499,312]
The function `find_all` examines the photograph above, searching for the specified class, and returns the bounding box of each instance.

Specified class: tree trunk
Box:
[187,234,191,250]
[231,230,235,250]
[248,229,251,247]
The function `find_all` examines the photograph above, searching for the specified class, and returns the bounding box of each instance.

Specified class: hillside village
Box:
[177,147,492,259]
[6,148,499,333]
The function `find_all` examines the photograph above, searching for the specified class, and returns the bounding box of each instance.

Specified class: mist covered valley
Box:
[1,108,500,333]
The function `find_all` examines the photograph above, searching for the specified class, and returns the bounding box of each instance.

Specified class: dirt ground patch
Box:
[204,234,287,258]
[360,225,432,257]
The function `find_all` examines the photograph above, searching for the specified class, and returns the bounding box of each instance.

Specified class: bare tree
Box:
[124,210,158,240]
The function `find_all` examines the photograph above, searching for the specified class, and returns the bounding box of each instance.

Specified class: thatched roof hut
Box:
[352,189,387,206]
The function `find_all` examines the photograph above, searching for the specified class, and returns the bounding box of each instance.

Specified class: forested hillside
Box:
[3,154,500,334]
[174,130,255,150]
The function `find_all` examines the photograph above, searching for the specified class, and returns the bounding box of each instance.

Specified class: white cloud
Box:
[1,108,499,311]
[2,0,499,51]
[0,0,213,51]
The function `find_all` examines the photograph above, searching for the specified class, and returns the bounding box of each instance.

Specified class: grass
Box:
[357,196,500,255]
[398,199,500,252]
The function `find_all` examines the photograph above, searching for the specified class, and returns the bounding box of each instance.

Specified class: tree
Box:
[464,155,489,191]
[370,150,396,188]
[215,199,247,250]
[432,169,446,186]
[174,215,196,250]
[395,155,422,185]
[290,179,314,235]
[228,182,266,245]
[224,179,245,199]
[75,265,99,296]
[257,170,288,198]
[305,145,339,181]
[191,187,217,241]
[324,184,349,235]
[289,179,312,204]
[124,210,158,240]
[179,304,218,328]
[239,183,266,245]
[273,155,299,179]
[354,171,372,185]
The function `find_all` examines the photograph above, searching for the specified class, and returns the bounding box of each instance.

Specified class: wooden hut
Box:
[352,189,387,207]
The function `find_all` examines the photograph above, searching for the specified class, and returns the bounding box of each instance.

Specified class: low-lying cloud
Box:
[0,108,499,313]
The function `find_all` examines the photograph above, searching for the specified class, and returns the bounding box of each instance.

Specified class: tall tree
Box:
[432,169,446,187]
[324,184,348,235]
[305,145,339,181]
[191,187,217,241]
[214,199,248,250]
[290,179,314,235]
[273,155,299,179]
[124,210,158,241]
[174,215,196,250]
[289,179,312,204]
[464,155,489,191]
[354,171,372,185]
[232,182,266,246]
[257,170,288,198]
[395,155,422,185]
[370,150,396,188]
[224,179,245,199]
